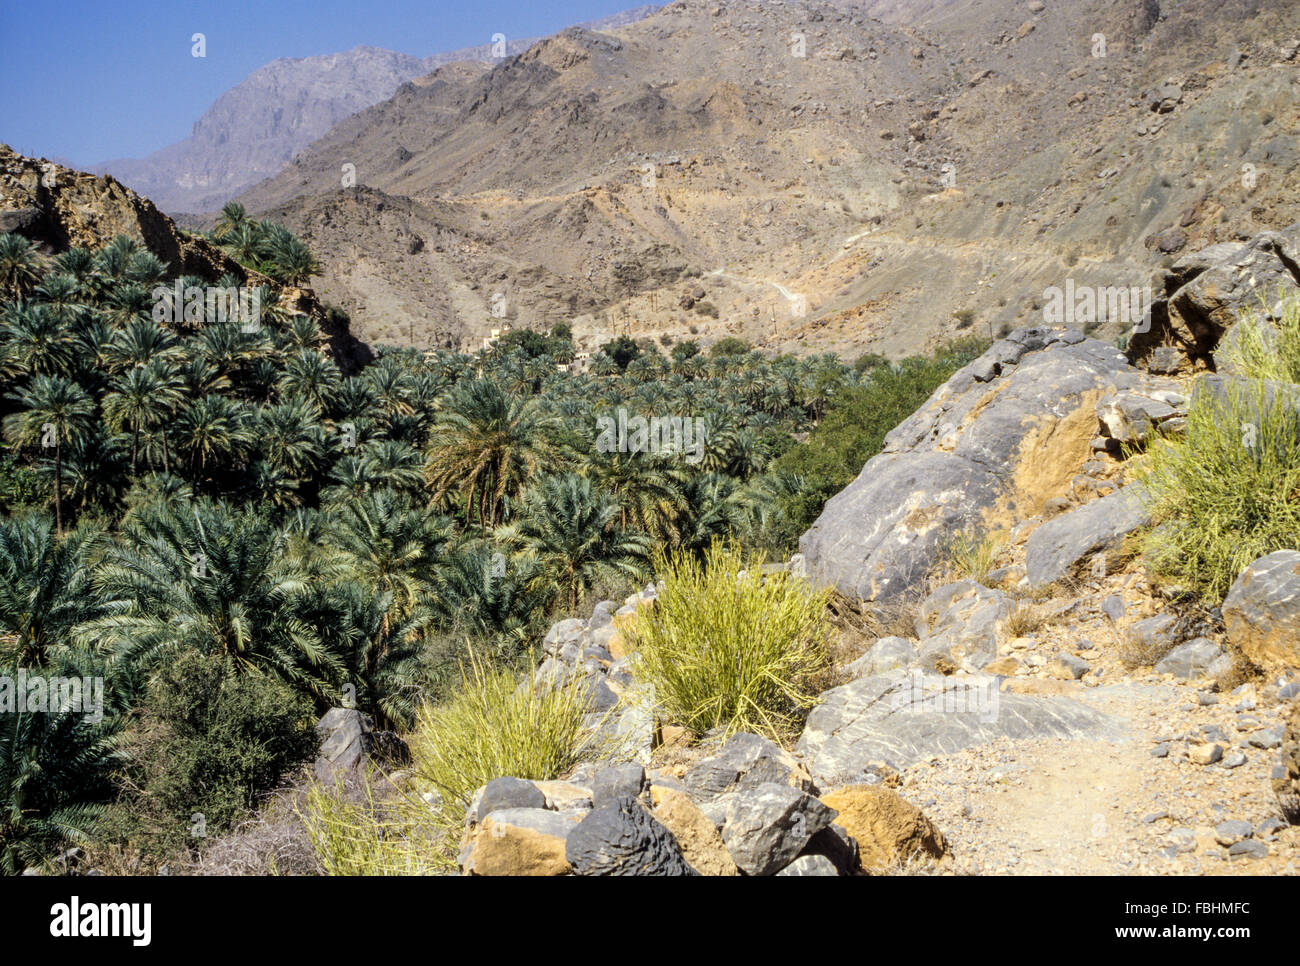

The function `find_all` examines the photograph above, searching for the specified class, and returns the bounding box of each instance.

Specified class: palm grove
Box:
[0,212,984,872]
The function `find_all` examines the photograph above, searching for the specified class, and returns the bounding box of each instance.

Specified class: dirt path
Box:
[900,682,1300,875]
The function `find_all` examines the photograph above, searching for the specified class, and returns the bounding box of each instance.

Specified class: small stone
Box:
[776,854,839,876]
[1150,743,1170,758]
[1227,840,1268,860]
[1249,728,1282,750]
[1222,751,1248,769]
[1189,742,1224,765]
[1214,820,1252,845]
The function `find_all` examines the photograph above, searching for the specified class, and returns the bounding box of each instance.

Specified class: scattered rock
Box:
[463,808,577,876]
[721,783,836,876]
[1224,551,1300,670]
[820,785,949,873]
[649,787,738,876]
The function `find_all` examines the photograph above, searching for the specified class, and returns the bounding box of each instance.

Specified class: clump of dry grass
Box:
[1001,602,1051,639]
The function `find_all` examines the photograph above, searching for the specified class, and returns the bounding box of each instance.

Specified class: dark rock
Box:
[467,776,548,825]
[683,732,814,799]
[565,795,696,876]
[590,763,647,807]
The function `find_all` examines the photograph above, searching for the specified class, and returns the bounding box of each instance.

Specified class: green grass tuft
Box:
[408,648,592,821]
[628,540,831,739]
[1138,374,1300,601]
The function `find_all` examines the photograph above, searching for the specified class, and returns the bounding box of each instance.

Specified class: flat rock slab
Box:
[796,671,1129,788]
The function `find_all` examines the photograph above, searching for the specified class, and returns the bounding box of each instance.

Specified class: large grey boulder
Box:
[1024,483,1151,587]
[565,795,696,876]
[1224,551,1300,670]
[1154,638,1232,680]
[796,671,1127,788]
[799,330,1142,601]
[721,783,837,876]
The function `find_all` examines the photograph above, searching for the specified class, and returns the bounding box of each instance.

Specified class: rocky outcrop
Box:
[0,145,372,373]
[1130,222,1300,368]
[914,580,1012,672]
[1223,551,1300,670]
[1024,483,1151,587]
[313,708,408,781]
[799,328,1145,602]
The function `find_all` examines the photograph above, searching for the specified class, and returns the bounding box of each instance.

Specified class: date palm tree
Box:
[497,472,649,613]
[425,378,559,530]
[0,302,77,378]
[170,394,253,482]
[79,500,338,696]
[0,232,45,298]
[0,689,121,875]
[325,488,448,627]
[0,514,103,666]
[212,202,249,240]
[4,375,96,533]
[103,360,184,474]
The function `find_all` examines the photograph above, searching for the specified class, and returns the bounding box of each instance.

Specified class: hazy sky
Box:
[0,0,641,166]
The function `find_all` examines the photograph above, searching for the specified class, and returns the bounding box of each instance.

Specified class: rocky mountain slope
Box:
[228,0,1298,358]
[0,145,371,372]
[97,7,659,214]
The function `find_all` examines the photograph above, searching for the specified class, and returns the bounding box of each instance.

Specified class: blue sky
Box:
[0,0,640,166]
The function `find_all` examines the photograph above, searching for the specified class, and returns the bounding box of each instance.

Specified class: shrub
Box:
[119,649,320,858]
[709,336,751,357]
[297,774,450,876]
[628,541,831,739]
[408,648,591,820]
[1138,375,1300,601]
[1219,297,1300,383]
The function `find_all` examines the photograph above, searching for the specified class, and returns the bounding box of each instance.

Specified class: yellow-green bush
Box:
[408,649,591,821]
[297,776,451,876]
[1139,374,1300,601]
[944,529,1001,584]
[1219,297,1300,383]
[628,541,831,739]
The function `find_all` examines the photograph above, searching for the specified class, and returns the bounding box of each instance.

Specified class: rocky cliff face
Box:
[0,145,372,373]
